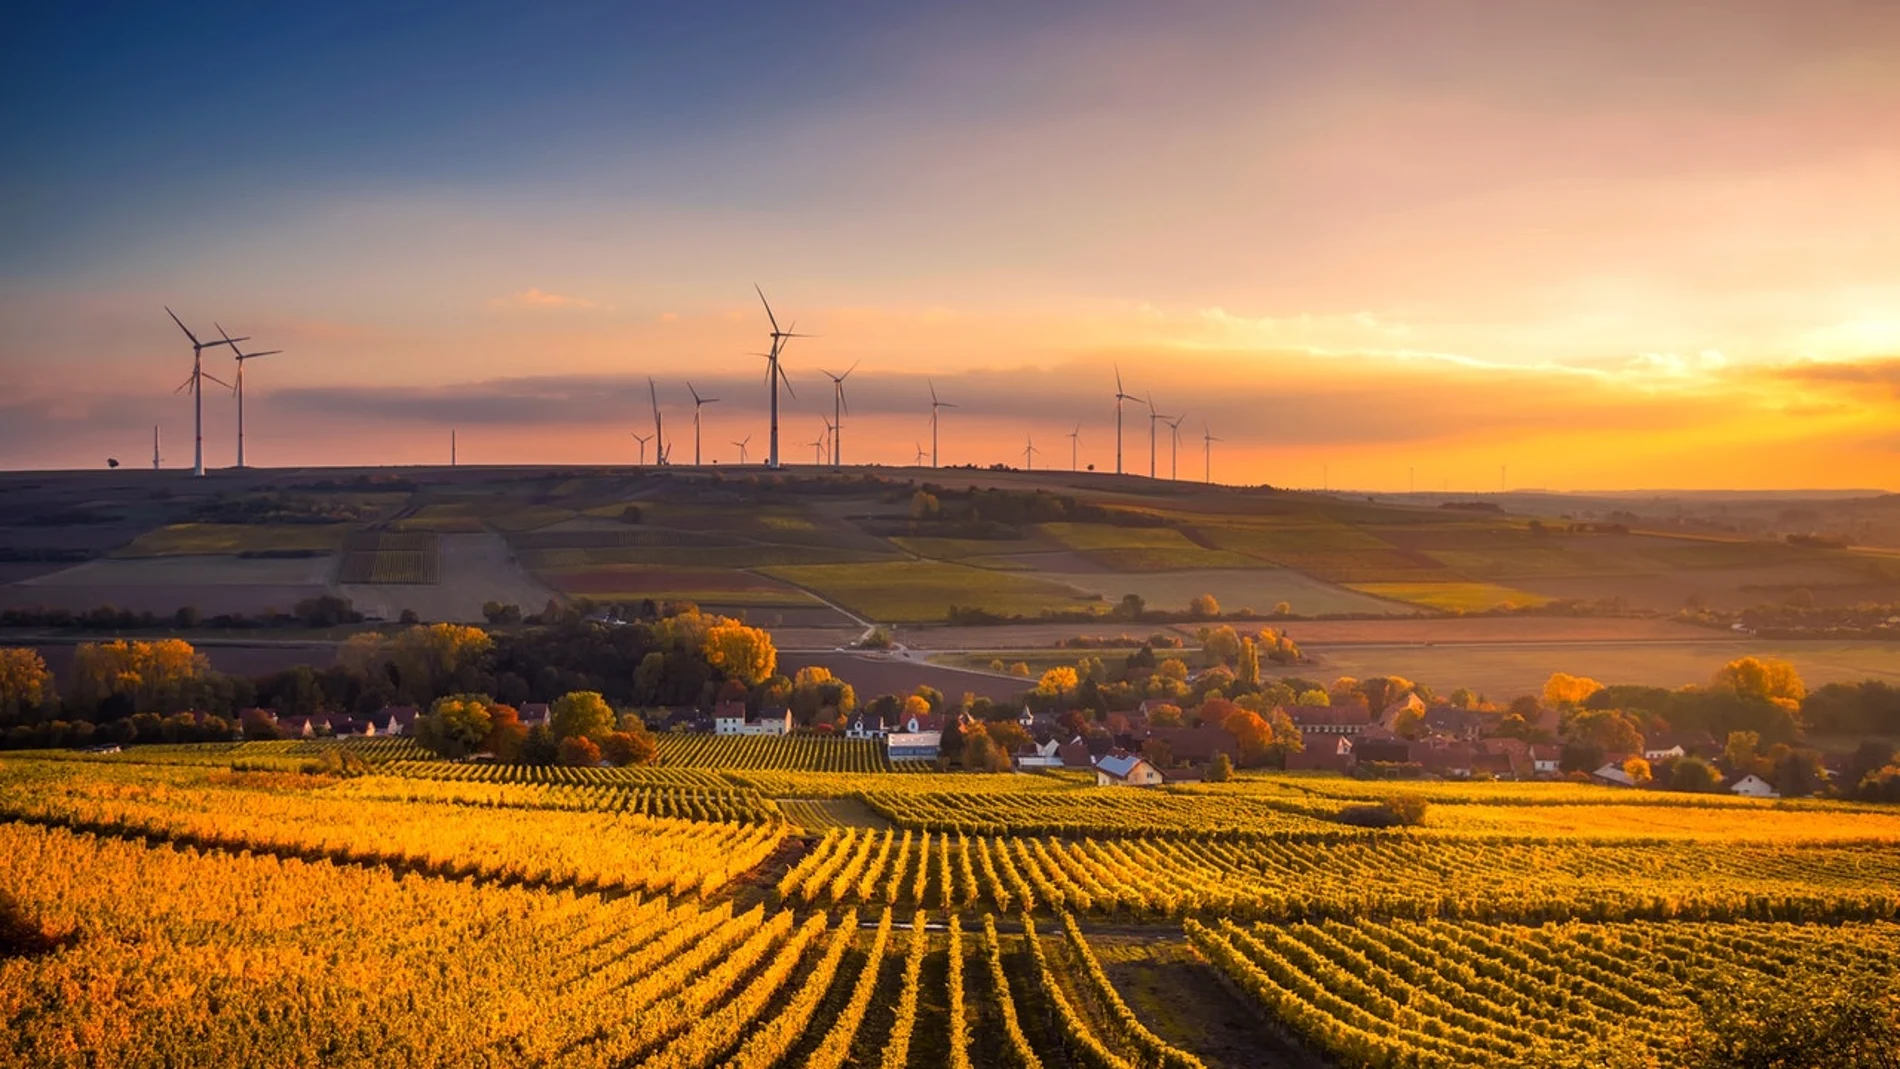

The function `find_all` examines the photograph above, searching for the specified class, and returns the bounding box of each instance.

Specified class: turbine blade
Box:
[755,284,780,333]
[238,349,283,360]
[201,370,234,391]
[166,307,200,345]
[174,373,196,394]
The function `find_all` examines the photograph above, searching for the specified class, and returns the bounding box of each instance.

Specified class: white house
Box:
[888,731,942,761]
[712,701,748,735]
[1729,773,1780,798]
[845,713,887,739]
[1529,745,1561,776]
[1643,742,1686,761]
[1013,737,1064,769]
[1095,753,1164,787]
[741,708,793,736]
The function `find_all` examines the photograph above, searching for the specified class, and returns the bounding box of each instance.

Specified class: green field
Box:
[115,522,353,558]
[764,559,1103,622]
[1348,580,1551,612]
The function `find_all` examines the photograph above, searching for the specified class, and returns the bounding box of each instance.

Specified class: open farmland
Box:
[339,532,557,622]
[3,554,335,616]
[114,521,352,557]
[764,559,1106,623]
[1347,580,1551,612]
[2,742,1897,1067]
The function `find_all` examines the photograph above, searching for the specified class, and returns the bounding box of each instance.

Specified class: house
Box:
[1377,693,1428,731]
[1014,737,1064,769]
[712,701,749,735]
[897,712,945,734]
[1095,753,1165,787]
[1642,731,1715,762]
[1591,761,1638,787]
[367,705,418,736]
[887,730,942,761]
[1729,773,1780,798]
[1143,726,1238,766]
[519,703,552,730]
[1528,745,1562,777]
[1058,737,1095,770]
[845,712,888,739]
[1354,738,1415,765]
[1284,735,1355,772]
[742,708,793,736]
[1422,704,1484,741]
[1285,705,1373,736]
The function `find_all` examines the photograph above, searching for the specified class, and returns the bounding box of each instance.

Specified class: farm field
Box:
[1,749,1896,1067]
[1306,638,1900,699]
[764,559,1106,623]
[1347,581,1552,612]
[114,521,353,557]
[1030,566,1406,616]
[338,532,559,622]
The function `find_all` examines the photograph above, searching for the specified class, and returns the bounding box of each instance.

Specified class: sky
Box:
[3,0,1899,490]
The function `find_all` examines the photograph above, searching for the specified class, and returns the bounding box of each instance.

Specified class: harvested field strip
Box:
[1347,581,1550,612]
[115,522,353,558]
[338,531,440,584]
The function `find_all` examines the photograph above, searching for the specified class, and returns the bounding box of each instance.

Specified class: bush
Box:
[558,735,602,767]
[1337,796,1429,828]
[1206,751,1234,783]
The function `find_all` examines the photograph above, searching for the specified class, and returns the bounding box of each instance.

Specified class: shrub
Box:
[1337,796,1429,828]
[557,735,602,767]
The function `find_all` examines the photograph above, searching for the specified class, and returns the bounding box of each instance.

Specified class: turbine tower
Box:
[732,435,752,464]
[648,377,667,465]
[1202,425,1221,484]
[1145,398,1174,480]
[928,380,956,468]
[1023,434,1038,471]
[686,382,718,465]
[1165,413,1186,481]
[820,362,857,468]
[1113,365,1141,476]
[216,324,281,469]
[754,286,807,469]
[631,431,653,465]
[810,423,830,466]
[152,425,162,471]
[165,308,244,477]
[914,442,927,466]
[1067,424,1081,471]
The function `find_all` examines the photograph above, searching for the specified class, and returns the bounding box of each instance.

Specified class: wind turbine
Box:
[165,308,245,477]
[648,377,667,465]
[820,362,857,468]
[913,442,927,466]
[928,380,956,468]
[1165,413,1186,481]
[687,382,718,465]
[1202,425,1221,484]
[755,286,809,469]
[1067,424,1081,472]
[215,324,281,469]
[809,422,830,466]
[1023,434,1038,471]
[1113,365,1141,476]
[1145,398,1174,480]
[733,435,752,465]
[152,426,162,471]
[631,431,654,465]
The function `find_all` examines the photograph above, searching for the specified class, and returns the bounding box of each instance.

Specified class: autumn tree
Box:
[1361,676,1416,715]
[550,690,615,742]
[1564,708,1644,754]
[960,723,1010,772]
[789,666,855,724]
[1035,666,1078,702]
[1392,706,1425,740]
[702,620,777,686]
[1147,702,1183,727]
[68,639,209,715]
[1622,756,1652,784]
[1713,656,1806,704]
[1723,730,1765,777]
[558,735,603,767]
[484,704,528,762]
[1543,672,1605,708]
[1220,705,1304,768]
[416,693,499,758]
[1670,756,1721,793]
[1200,625,1241,665]
[600,726,658,766]
[0,649,50,721]
[1206,751,1234,782]
[1296,689,1330,707]
[1224,638,1255,689]
[1189,593,1221,618]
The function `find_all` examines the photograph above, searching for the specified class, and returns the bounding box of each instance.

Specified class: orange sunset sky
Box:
[3,1,1898,489]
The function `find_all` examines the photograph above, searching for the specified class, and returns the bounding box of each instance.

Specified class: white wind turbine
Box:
[820,362,857,468]
[647,377,668,465]
[928,380,956,468]
[732,435,752,464]
[754,286,808,469]
[1145,397,1174,480]
[1023,434,1038,471]
[913,442,927,466]
[809,422,830,466]
[1202,424,1221,484]
[630,431,654,465]
[1113,365,1141,476]
[1165,413,1186,481]
[1067,424,1081,471]
[166,307,245,477]
[687,382,718,465]
[215,323,281,469]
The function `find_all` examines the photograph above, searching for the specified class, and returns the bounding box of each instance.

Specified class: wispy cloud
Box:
[486,288,598,311]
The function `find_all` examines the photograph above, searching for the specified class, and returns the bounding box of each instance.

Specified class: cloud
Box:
[1769,356,1900,397]
[486,287,597,311]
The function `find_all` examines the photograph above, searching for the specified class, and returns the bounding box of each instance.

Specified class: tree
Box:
[416,693,498,758]
[1009,662,1031,678]
[1361,676,1417,715]
[1723,730,1764,777]
[1235,638,1261,688]
[1670,756,1721,793]
[1773,749,1826,798]
[1157,659,1189,683]
[1148,702,1183,727]
[1220,705,1303,768]
[522,724,559,765]
[1543,672,1605,708]
[0,649,50,720]
[1622,756,1652,784]
[484,705,528,762]
[68,639,209,715]
[1272,601,1292,617]
[600,727,658,766]
[1564,708,1643,755]
[1392,707,1425,740]
[550,690,615,742]
[1296,689,1330,707]
[1117,593,1146,620]
[1206,751,1234,782]
[558,735,602,767]
[1189,593,1220,618]
[960,723,1010,772]
[1713,656,1806,705]
[1035,666,1078,701]
[702,620,777,686]
[1201,625,1241,665]
[910,490,940,520]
